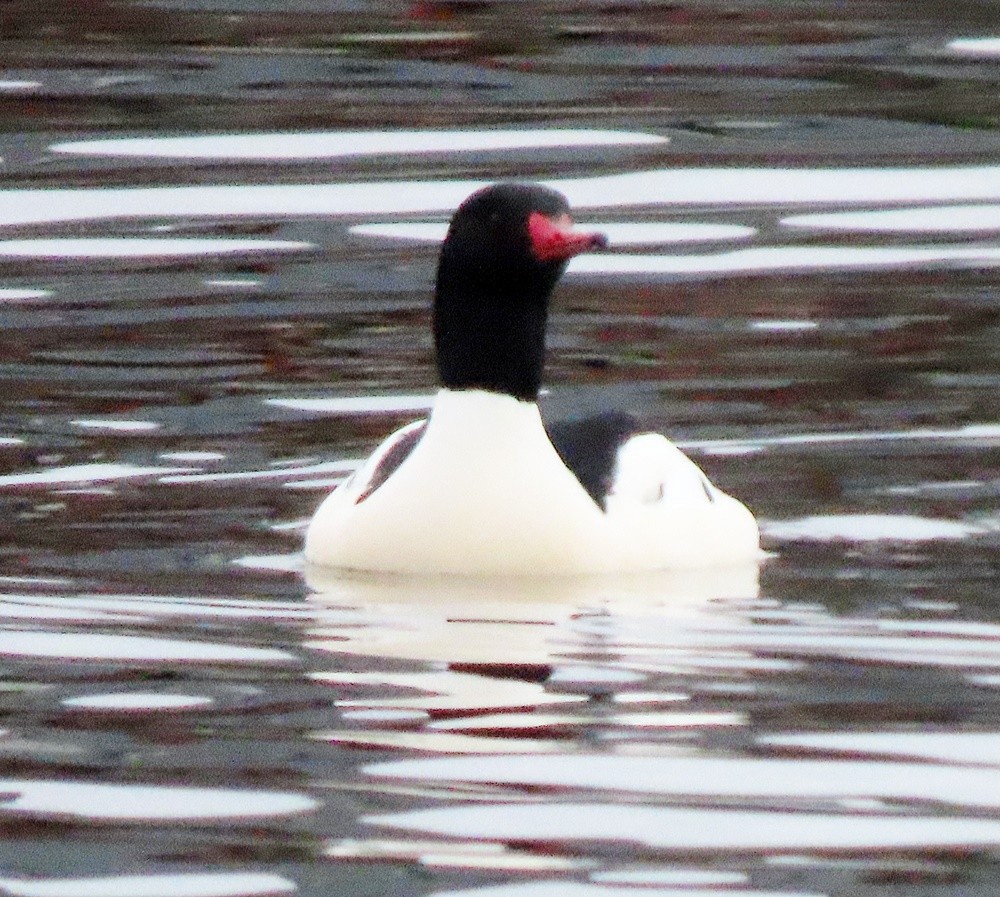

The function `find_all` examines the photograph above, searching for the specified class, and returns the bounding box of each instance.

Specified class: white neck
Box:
[423,387,545,450]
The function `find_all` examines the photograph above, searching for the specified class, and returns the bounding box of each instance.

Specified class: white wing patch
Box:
[607,433,716,508]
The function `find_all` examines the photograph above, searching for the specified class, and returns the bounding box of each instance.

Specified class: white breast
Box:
[305,389,760,575]
[306,390,610,575]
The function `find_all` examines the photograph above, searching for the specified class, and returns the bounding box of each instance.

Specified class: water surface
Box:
[1,3,1000,896]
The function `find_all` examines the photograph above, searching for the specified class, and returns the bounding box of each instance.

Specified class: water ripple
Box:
[0,779,317,822]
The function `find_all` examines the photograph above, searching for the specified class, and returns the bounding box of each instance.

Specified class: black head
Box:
[433,183,607,401]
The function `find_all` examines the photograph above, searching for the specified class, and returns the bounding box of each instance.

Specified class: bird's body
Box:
[305,183,759,575]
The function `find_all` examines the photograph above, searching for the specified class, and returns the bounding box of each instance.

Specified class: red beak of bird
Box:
[528,212,609,263]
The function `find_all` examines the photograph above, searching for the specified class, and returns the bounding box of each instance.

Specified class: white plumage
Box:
[305,389,759,575]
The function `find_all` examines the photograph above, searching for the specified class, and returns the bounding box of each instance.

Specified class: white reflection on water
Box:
[0,598,123,624]
[680,421,1000,453]
[0,630,294,664]
[0,181,479,228]
[307,569,1000,860]
[326,838,587,873]
[0,592,313,622]
[318,729,565,755]
[51,129,666,160]
[0,575,72,588]
[205,278,262,289]
[367,752,1000,808]
[305,566,760,667]
[234,553,307,573]
[783,203,1000,233]
[368,801,1000,853]
[0,779,317,822]
[3,165,1000,228]
[556,165,1000,207]
[0,238,312,259]
[760,731,1000,766]
[0,463,194,488]
[612,619,1000,671]
[313,670,584,714]
[61,692,215,712]
[306,570,758,751]
[762,513,988,542]
[71,419,161,433]
[160,451,226,463]
[591,869,749,886]
[431,885,814,897]
[351,222,757,245]
[267,395,435,415]
[0,288,50,301]
[426,711,597,735]
[159,459,356,485]
[569,244,1000,276]
[602,710,745,729]
[947,37,1000,55]
[750,320,818,332]
[0,872,296,897]
[340,30,478,45]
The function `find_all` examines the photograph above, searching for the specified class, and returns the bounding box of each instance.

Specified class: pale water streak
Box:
[429,885,814,897]
[0,630,295,664]
[71,419,161,433]
[760,731,1000,766]
[0,288,50,301]
[947,37,1000,55]
[0,592,313,621]
[0,779,317,822]
[783,204,1000,233]
[2,165,1000,228]
[267,395,436,415]
[51,129,667,160]
[0,464,199,488]
[0,872,297,897]
[61,692,216,712]
[368,802,1000,853]
[351,222,758,245]
[365,752,1000,808]
[569,245,1000,277]
[0,239,312,259]
[762,513,989,542]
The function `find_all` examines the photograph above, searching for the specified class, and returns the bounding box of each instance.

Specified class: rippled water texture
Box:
[1,3,1000,896]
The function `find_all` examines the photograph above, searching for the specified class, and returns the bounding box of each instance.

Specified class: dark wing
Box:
[355,420,427,504]
[545,411,642,509]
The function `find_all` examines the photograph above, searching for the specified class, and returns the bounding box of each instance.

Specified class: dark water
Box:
[1,3,1000,896]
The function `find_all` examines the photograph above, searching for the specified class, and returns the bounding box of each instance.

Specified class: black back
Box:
[546,411,642,509]
[433,183,574,401]
[355,422,428,505]
[352,410,642,510]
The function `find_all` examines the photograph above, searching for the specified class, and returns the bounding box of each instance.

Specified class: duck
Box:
[305,183,759,576]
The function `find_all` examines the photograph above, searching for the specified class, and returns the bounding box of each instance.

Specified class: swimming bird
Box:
[305,183,759,575]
